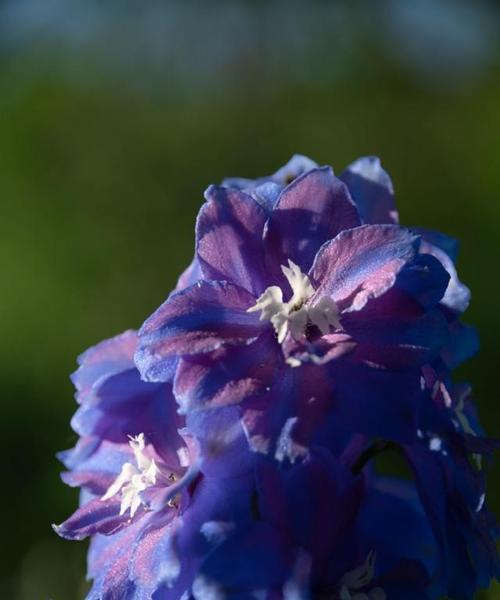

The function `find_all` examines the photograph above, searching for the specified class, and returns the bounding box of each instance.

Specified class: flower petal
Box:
[197,185,268,295]
[53,497,136,540]
[264,167,360,278]
[136,281,262,382]
[328,362,424,442]
[340,156,398,225]
[310,224,419,312]
[173,332,280,413]
[71,329,138,406]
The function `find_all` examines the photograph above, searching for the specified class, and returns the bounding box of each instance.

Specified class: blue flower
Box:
[55,155,498,600]
[136,166,452,451]
[54,330,255,598]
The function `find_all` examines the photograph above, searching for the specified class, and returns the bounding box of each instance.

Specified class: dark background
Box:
[0,1,498,598]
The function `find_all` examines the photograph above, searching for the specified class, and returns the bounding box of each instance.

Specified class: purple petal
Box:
[73,373,184,465]
[60,469,116,496]
[71,330,138,406]
[441,321,479,369]
[420,239,470,313]
[196,522,290,592]
[53,497,136,540]
[413,227,459,263]
[87,523,145,599]
[174,332,280,413]
[271,154,319,185]
[341,290,451,368]
[329,362,424,442]
[197,185,268,295]
[340,156,398,225]
[241,365,336,459]
[130,513,180,592]
[310,224,419,312]
[264,167,361,278]
[136,281,262,382]
[186,407,255,477]
[176,255,203,291]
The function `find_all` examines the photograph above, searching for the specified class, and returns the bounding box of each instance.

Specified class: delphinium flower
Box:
[55,155,498,600]
[136,162,451,448]
[54,330,256,598]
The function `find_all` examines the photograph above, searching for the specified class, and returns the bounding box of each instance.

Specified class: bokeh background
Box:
[1,1,499,598]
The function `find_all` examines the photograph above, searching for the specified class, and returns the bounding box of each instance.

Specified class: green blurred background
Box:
[0,1,499,598]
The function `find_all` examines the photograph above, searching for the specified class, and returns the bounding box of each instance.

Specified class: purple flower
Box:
[195,448,437,599]
[401,373,500,597]
[55,155,498,600]
[55,330,255,598]
[136,165,451,448]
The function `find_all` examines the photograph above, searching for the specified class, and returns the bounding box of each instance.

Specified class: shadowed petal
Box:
[264,167,360,278]
[136,281,263,382]
[174,332,281,413]
[340,156,398,225]
[197,185,268,295]
[329,362,424,443]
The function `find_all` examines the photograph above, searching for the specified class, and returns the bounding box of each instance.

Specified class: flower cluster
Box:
[55,155,498,599]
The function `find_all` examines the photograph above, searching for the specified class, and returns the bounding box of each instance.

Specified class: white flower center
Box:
[101,433,159,517]
[247,260,341,343]
[339,552,386,600]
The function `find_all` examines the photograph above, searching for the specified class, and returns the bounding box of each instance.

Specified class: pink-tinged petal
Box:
[131,513,180,591]
[197,185,268,295]
[85,373,184,465]
[264,167,361,277]
[89,514,157,600]
[174,332,280,413]
[176,255,202,291]
[310,224,419,312]
[53,497,139,540]
[87,521,146,598]
[60,469,116,496]
[71,330,138,406]
[136,281,263,382]
[340,156,399,225]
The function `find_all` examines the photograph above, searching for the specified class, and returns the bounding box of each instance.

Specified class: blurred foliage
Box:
[0,2,499,598]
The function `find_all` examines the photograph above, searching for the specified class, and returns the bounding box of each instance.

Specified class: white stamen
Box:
[247,260,341,344]
[101,433,158,517]
[339,552,386,600]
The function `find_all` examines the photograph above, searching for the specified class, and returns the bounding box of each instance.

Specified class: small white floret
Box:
[247,259,341,345]
[101,433,158,517]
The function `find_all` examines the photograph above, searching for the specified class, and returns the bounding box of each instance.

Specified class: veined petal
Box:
[264,167,360,279]
[136,281,263,382]
[197,185,268,295]
[174,332,280,414]
[53,497,137,540]
[176,255,203,291]
[71,329,138,406]
[310,224,419,312]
